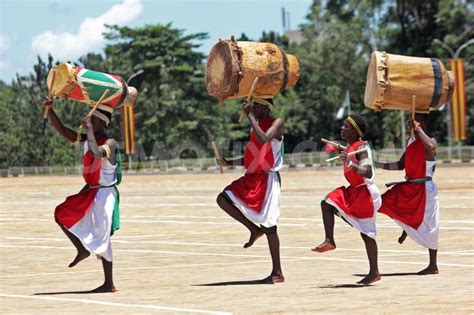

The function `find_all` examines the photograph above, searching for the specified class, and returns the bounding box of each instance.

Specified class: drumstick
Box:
[239,77,260,123]
[411,95,416,137]
[325,147,368,162]
[87,89,110,117]
[211,140,224,174]
[321,138,347,150]
[78,89,110,128]
[43,70,56,118]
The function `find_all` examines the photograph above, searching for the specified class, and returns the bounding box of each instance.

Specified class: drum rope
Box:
[277,45,289,93]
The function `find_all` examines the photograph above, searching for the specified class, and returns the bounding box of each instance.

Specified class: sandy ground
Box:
[0,165,473,314]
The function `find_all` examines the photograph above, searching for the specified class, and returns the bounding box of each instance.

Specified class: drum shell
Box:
[206,39,299,101]
[364,51,454,113]
[47,63,129,109]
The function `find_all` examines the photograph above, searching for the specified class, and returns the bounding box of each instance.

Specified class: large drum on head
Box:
[364,51,455,113]
[47,63,136,109]
[206,38,300,101]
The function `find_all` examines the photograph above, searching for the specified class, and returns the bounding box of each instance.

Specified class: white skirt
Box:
[325,182,381,239]
[69,187,116,261]
[394,181,439,250]
[225,172,281,228]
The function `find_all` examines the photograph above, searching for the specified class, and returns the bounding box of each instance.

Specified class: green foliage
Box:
[102,24,242,158]
[0,0,471,168]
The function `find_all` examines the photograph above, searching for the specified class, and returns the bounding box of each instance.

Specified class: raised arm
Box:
[83,116,116,163]
[243,102,284,144]
[44,98,82,143]
[410,118,437,159]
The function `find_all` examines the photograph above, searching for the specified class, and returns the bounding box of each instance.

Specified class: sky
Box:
[0,0,313,82]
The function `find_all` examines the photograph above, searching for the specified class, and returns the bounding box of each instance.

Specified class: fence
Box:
[2,145,473,178]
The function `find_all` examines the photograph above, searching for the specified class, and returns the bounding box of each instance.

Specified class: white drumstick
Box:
[325,147,368,162]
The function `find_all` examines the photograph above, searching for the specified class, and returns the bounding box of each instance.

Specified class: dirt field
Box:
[1,165,473,314]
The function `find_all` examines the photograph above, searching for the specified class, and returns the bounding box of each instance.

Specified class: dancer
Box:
[312,114,382,285]
[44,98,121,292]
[216,97,285,284]
[375,113,439,275]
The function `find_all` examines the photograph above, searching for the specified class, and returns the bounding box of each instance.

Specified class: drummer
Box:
[44,99,121,293]
[311,114,382,285]
[375,113,440,275]
[216,97,285,284]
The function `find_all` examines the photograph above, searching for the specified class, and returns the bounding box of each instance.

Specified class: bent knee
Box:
[261,225,277,235]
[216,192,227,207]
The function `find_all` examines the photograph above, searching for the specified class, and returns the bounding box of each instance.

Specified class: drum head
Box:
[47,63,76,97]
[364,51,384,111]
[206,40,242,101]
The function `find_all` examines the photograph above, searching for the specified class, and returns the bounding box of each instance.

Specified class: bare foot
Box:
[357,272,381,285]
[90,283,117,293]
[68,250,90,268]
[244,229,264,248]
[311,240,336,253]
[418,266,439,275]
[262,273,285,284]
[398,232,407,244]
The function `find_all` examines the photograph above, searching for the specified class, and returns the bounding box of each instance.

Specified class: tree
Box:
[102,24,242,158]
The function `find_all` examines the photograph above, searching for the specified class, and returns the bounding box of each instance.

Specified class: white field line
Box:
[5,237,474,257]
[0,293,230,314]
[1,213,473,225]
[1,216,473,231]
[0,243,472,268]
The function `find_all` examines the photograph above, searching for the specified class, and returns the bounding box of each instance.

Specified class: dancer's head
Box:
[341,114,366,143]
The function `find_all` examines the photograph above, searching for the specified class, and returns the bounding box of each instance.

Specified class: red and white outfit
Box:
[379,137,439,250]
[224,118,283,228]
[324,141,381,239]
[55,138,119,262]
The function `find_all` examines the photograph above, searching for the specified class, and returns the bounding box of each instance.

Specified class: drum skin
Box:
[364,51,455,113]
[206,38,299,101]
[47,63,130,109]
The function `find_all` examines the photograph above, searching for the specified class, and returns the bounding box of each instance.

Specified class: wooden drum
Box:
[364,51,455,113]
[47,63,136,109]
[206,37,299,101]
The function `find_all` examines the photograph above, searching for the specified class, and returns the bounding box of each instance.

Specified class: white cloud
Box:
[31,0,143,61]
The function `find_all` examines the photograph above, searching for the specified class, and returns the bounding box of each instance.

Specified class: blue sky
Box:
[0,0,313,83]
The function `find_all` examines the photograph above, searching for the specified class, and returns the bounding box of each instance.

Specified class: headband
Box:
[347,116,364,137]
[253,98,273,111]
[92,110,110,126]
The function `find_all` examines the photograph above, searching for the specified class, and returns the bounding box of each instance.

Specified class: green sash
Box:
[111,148,122,235]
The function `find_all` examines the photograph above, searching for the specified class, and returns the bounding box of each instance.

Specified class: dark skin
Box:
[44,98,117,292]
[312,118,380,285]
[374,114,438,275]
[216,100,285,284]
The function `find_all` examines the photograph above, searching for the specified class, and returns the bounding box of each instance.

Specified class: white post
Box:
[400,110,406,150]
[446,102,453,159]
